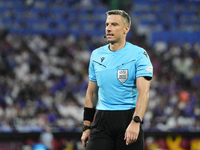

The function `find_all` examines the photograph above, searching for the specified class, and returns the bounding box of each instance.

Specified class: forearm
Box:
[133,91,149,120]
[84,91,98,126]
[133,77,151,120]
[84,89,98,108]
[83,81,98,126]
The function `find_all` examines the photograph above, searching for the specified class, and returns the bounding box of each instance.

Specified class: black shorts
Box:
[86,109,144,150]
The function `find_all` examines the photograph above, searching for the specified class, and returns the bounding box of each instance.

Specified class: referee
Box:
[81,10,153,150]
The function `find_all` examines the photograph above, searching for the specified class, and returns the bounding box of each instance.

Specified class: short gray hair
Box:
[106,10,131,26]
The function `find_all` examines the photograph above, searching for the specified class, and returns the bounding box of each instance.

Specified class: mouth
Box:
[106,34,114,38]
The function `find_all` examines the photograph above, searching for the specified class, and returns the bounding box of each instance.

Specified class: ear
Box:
[124,25,130,34]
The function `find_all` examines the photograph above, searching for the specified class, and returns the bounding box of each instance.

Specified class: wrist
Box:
[82,125,91,132]
[83,107,96,122]
[132,116,143,124]
[83,121,91,127]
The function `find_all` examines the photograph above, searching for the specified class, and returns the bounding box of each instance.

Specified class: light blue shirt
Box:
[89,42,153,110]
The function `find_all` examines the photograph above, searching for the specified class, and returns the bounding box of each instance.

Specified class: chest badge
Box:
[117,69,128,83]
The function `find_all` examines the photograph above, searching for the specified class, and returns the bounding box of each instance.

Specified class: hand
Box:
[124,121,140,145]
[81,129,90,149]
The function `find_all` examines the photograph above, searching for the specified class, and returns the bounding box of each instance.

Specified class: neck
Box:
[109,39,126,51]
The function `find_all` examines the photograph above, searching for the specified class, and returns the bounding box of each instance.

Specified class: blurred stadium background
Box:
[0,0,200,150]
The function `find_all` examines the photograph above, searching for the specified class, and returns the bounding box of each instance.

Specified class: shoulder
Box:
[91,44,109,56]
[126,42,146,54]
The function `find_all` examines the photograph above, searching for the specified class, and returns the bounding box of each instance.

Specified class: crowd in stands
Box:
[0,30,96,132]
[144,39,200,132]
[133,0,200,32]
[0,0,200,134]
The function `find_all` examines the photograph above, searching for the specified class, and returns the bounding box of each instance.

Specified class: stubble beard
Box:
[107,37,121,45]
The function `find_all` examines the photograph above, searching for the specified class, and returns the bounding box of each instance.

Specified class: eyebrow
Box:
[105,21,120,25]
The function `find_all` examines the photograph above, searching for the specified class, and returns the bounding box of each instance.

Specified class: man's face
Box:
[105,15,127,44]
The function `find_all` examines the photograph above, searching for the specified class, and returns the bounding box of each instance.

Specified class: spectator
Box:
[40,126,54,150]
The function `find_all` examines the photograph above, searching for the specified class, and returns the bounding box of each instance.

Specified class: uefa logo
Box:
[117,69,128,83]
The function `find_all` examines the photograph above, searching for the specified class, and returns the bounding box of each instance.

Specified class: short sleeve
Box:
[135,50,153,79]
[88,52,97,82]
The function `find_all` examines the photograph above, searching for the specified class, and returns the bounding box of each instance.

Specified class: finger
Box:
[124,132,127,140]
[81,137,87,148]
[127,134,137,145]
[133,134,138,142]
[126,139,131,145]
[126,135,131,145]
[127,139,135,145]
[82,141,86,148]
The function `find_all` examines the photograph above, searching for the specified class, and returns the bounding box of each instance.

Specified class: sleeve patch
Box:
[146,66,153,71]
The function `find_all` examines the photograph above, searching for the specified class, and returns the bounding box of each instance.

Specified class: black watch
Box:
[82,125,91,132]
[133,116,143,124]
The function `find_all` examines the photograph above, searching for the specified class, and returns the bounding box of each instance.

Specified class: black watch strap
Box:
[133,116,143,124]
[82,125,91,132]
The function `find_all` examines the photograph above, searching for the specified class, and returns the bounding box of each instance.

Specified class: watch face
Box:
[134,116,141,123]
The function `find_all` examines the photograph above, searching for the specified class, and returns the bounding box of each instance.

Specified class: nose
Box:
[106,24,111,31]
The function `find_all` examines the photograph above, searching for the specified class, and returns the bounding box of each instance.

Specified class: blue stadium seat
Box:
[151,31,200,44]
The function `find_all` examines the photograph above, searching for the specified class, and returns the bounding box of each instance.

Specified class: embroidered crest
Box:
[117,69,128,83]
